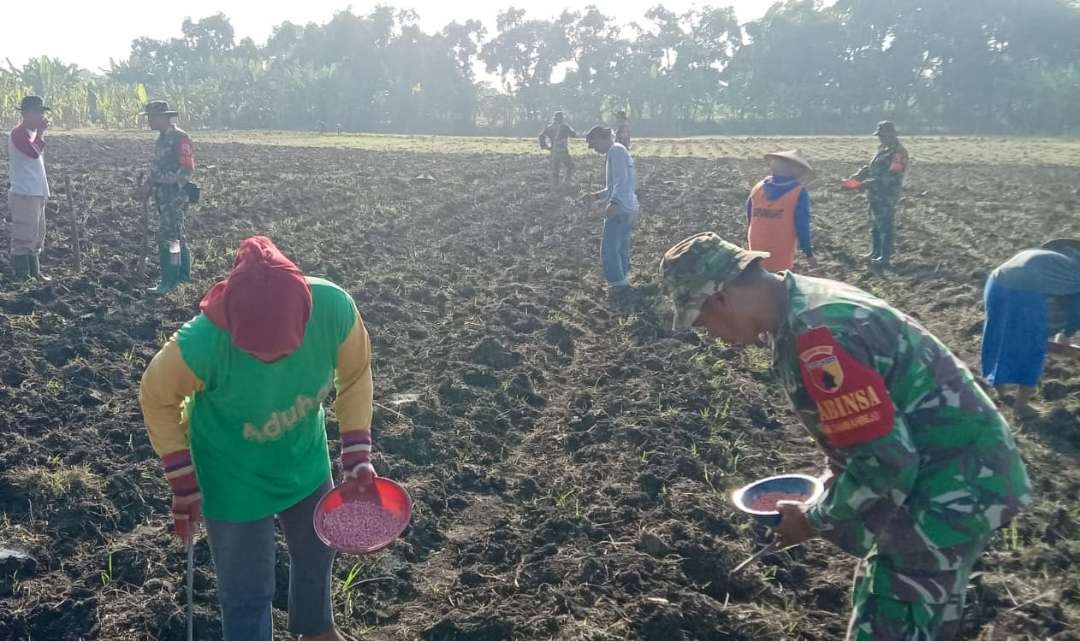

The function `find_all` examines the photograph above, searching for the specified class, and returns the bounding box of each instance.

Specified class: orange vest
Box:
[747,180,800,272]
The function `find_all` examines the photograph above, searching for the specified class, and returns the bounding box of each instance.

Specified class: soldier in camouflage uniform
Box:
[660,232,1032,641]
[538,111,577,188]
[846,121,908,266]
[140,100,195,294]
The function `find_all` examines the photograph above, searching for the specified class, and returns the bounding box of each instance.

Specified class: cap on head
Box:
[200,236,313,356]
[585,125,613,149]
[19,95,50,113]
[1041,238,1080,258]
[553,111,565,122]
[764,149,813,175]
[139,100,178,117]
[660,232,769,331]
[874,121,897,136]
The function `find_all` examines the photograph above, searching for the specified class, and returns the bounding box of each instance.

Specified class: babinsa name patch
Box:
[795,326,895,447]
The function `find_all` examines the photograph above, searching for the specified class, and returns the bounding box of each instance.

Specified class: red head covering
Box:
[200,236,313,355]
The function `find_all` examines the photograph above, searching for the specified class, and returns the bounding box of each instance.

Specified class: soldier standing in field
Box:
[614,110,631,149]
[139,100,195,294]
[661,232,1032,641]
[538,111,577,188]
[845,121,909,266]
[7,96,52,282]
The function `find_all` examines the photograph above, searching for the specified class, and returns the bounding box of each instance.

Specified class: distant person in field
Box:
[538,111,577,187]
[844,121,909,266]
[614,109,631,149]
[981,238,1080,415]
[661,232,1031,641]
[138,100,196,294]
[584,125,640,301]
[747,149,816,272]
[7,95,52,282]
[140,236,375,641]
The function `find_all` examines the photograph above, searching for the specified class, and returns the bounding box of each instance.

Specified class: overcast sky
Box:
[3,1,779,72]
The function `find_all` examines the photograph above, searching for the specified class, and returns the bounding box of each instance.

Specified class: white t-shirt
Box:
[7,126,49,197]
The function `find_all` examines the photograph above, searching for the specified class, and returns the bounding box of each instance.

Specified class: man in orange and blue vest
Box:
[747,150,816,272]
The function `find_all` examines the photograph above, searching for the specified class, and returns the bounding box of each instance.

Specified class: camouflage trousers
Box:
[846,533,992,641]
[153,183,191,283]
[153,183,188,245]
[551,151,574,185]
[867,190,899,260]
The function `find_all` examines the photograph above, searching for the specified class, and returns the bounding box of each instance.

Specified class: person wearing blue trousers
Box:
[584,125,640,301]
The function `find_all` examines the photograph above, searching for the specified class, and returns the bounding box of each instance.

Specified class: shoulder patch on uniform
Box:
[178,137,195,170]
[795,326,895,448]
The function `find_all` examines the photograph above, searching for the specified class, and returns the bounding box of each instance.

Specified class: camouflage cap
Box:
[659,232,769,331]
[874,120,897,136]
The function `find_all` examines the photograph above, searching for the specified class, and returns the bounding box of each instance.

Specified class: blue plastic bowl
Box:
[731,473,825,527]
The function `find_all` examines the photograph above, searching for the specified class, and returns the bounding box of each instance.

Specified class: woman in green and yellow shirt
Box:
[140,236,374,641]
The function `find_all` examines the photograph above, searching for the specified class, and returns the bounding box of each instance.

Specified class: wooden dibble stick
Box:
[65,175,80,271]
[137,171,150,274]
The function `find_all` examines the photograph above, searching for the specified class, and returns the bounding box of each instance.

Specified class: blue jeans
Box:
[205,479,335,640]
[601,207,638,286]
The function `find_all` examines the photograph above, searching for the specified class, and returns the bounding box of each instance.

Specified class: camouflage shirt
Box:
[854,141,908,196]
[539,123,576,155]
[771,273,1031,601]
[152,126,195,185]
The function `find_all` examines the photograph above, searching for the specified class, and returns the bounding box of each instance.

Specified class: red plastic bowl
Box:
[313,478,412,554]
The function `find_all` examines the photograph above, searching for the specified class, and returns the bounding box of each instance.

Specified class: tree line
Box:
[4,0,1080,136]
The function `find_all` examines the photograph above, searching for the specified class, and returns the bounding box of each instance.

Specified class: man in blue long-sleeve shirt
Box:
[584,126,640,299]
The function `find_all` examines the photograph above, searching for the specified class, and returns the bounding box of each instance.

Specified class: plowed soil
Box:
[0,134,1078,641]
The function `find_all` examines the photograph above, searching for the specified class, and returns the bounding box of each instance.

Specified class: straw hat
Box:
[764,149,813,175]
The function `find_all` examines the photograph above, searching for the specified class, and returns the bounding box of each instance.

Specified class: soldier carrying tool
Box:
[844,121,909,267]
[138,100,196,294]
[661,232,1032,641]
[538,111,577,188]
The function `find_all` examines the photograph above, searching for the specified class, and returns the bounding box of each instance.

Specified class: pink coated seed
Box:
[750,491,809,512]
[321,501,402,549]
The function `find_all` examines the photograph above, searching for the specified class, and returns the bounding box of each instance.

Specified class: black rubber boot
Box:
[29,255,51,282]
[862,230,882,260]
[178,245,192,283]
[874,227,895,267]
[12,255,31,281]
[148,244,179,294]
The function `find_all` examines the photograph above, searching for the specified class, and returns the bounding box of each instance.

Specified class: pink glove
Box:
[162,450,201,542]
[341,430,376,485]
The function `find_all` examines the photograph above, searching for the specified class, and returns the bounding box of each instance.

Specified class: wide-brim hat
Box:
[764,149,813,174]
[139,100,178,117]
[1041,238,1080,256]
[18,95,51,113]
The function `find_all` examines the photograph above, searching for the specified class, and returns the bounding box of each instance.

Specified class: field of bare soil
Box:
[0,133,1078,641]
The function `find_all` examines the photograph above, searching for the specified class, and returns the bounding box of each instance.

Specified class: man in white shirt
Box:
[7,95,51,282]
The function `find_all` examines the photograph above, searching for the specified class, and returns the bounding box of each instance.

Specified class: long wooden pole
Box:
[65,175,80,271]
[138,171,149,274]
